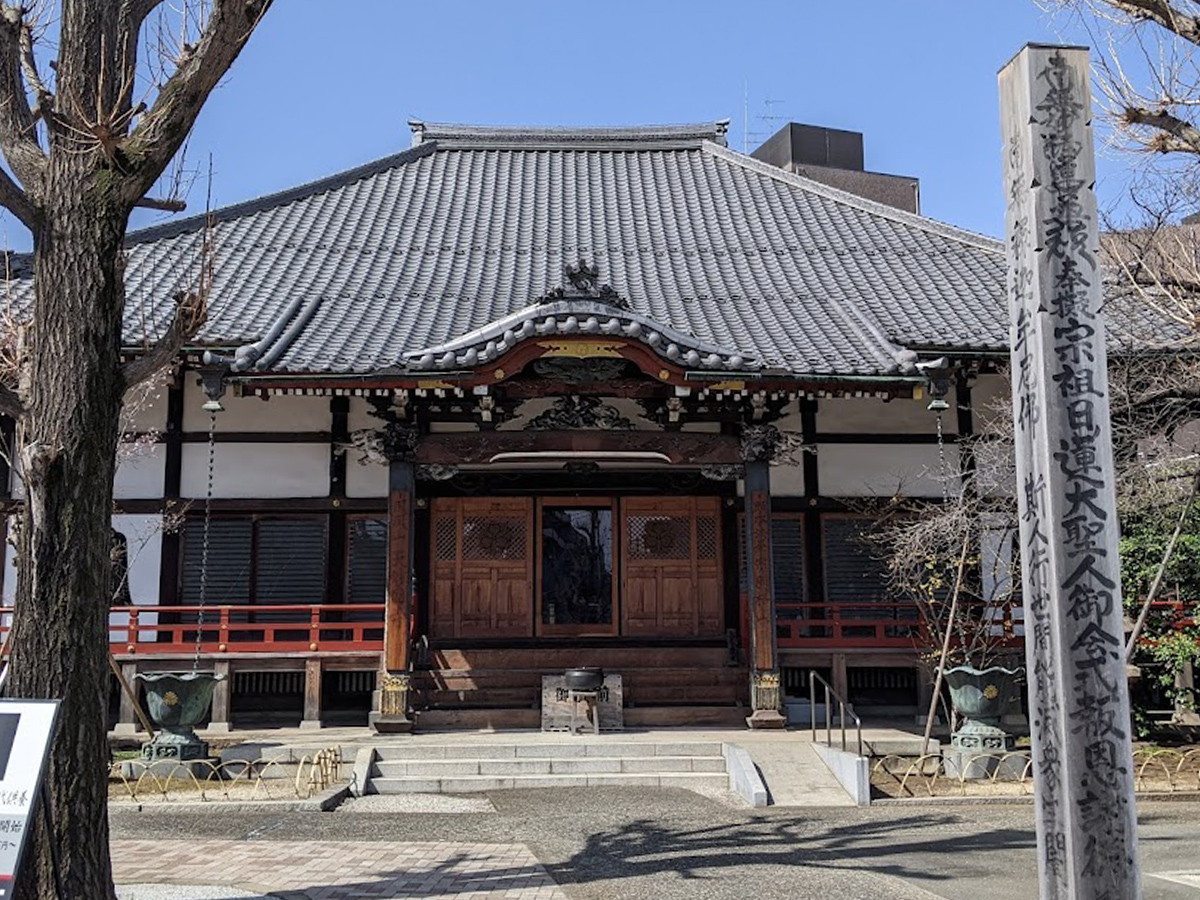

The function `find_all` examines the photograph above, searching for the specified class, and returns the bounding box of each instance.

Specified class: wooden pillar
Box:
[113,661,141,736]
[373,422,417,734]
[831,653,848,706]
[209,659,232,734]
[1000,44,1139,897]
[742,425,785,728]
[300,658,323,731]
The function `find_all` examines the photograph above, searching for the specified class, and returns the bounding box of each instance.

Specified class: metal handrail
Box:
[809,670,863,758]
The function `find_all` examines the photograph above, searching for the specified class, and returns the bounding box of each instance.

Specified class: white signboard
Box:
[0,701,58,900]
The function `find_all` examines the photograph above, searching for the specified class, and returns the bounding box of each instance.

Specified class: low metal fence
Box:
[108,747,345,803]
[871,747,1200,799]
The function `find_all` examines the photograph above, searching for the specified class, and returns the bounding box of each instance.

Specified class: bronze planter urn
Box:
[135,671,224,761]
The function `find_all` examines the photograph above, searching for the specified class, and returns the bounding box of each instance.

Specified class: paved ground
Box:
[110,791,1200,900]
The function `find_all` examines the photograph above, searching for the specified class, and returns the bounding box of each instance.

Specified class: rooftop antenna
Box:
[743,79,748,154]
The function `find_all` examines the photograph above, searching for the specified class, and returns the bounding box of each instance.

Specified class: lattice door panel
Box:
[621,497,723,637]
[429,498,534,639]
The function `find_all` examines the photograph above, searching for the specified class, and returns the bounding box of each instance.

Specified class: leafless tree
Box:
[0,3,273,898]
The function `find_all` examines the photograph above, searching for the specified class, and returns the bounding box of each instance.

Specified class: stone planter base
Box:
[943,748,1030,780]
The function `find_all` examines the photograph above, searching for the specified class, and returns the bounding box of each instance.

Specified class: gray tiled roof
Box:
[8,121,1050,378]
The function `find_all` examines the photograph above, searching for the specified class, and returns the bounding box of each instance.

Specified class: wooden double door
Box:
[430,496,723,640]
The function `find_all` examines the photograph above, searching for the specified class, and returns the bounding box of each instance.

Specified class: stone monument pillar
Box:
[999,43,1141,898]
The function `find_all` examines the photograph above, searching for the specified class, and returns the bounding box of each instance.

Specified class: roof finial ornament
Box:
[558,260,628,309]
[565,260,600,293]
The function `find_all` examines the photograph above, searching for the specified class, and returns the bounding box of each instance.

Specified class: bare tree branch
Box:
[1123,104,1200,152]
[0,5,46,190]
[121,288,206,390]
[1096,0,1200,44]
[121,0,272,203]
[0,164,36,229]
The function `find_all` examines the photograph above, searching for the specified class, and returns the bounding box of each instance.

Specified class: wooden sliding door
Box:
[621,497,723,637]
[430,497,534,639]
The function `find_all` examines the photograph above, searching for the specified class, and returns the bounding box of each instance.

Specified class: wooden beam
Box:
[417,431,741,466]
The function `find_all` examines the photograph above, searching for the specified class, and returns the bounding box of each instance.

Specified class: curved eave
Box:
[403,299,761,373]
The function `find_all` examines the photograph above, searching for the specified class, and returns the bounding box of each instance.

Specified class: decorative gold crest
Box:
[537,340,625,358]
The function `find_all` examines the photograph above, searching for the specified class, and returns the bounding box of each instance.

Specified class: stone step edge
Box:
[370,742,726,761]
[367,772,731,793]
[371,756,729,776]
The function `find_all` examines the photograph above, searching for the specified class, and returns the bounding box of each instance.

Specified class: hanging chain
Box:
[194,409,217,672]
[934,409,950,505]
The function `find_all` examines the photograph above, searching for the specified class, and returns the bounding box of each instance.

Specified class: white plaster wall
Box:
[817,444,961,498]
[112,514,162,606]
[183,380,331,432]
[3,518,15,607]
[817,392,956,436]
[181,443,330,498]
[346,458,389,497]
[971,374,1010,437]
[122,387,168,432]
[348,398,382,432]
[111,514,162,640]
[8,453,18,500]
[769,462,805,497]
[114,444,166,499]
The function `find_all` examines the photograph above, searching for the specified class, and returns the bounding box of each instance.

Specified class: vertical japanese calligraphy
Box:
[999,45,1140,900]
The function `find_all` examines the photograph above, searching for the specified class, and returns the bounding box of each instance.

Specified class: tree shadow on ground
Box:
[541,812,1033,888]
[259,850,561,899]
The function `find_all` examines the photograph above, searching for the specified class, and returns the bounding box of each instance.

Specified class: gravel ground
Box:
[110,790,1200,900]
[339,794,497,814]
[117,885,269,900]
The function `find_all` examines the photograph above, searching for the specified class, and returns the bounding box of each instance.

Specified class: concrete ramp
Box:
[740,740,856,807]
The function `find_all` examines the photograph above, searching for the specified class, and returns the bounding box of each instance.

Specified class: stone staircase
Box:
[357,741,735,795]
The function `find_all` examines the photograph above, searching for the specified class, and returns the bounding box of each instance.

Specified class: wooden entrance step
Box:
[362,741,732,795]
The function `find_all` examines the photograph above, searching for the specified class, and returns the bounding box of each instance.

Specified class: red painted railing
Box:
[0,604,386,654]
[775,601,924,649]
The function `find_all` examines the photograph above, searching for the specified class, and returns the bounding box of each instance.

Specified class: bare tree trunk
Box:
[7,157,128,900]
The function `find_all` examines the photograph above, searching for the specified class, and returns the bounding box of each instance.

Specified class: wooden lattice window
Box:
[621,497,723,637]
[627,515,691,559]
[429,498,534,638]
[462,517,527,560]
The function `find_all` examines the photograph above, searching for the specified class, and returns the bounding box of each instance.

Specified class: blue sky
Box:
[1,2,1121,248]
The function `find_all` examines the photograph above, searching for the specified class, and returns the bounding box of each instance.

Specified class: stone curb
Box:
[721,743,768,808]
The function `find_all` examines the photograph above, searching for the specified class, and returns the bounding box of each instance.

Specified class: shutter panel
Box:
[255,519,327,605]
[770,517,805,604]
[347,518,388,604]
[181,519,251,606]
[823,516,888,612]
[736,515,806,600]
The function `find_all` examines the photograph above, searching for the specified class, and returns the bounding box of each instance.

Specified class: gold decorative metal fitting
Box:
[163,691,179,707]
[382,673,411,691]
[983,684,999,700]
[753,672,781,689]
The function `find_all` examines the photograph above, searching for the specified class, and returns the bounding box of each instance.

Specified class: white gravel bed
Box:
[338,793,496,813]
